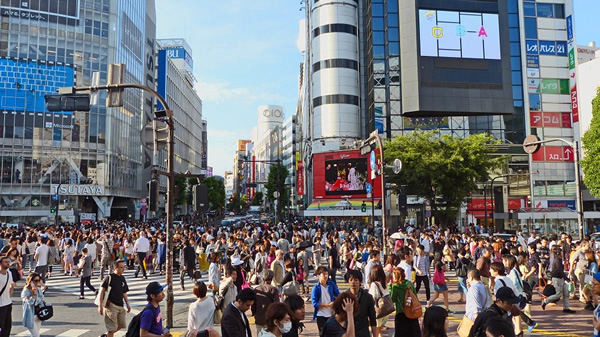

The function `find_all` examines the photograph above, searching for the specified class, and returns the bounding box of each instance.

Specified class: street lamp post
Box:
[523,136,585,238]
[70,83,177,327]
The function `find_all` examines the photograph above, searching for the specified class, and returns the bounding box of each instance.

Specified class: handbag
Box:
[374,283,395,319]
[283,272,299,296]
[95,275,111,307]
[457,315,474,337]
[35,301,54,321]
[241,270,252,290]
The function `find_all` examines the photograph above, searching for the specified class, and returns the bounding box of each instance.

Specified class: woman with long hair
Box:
[389,267,420,337]
[21,272,45,337]
[258,302,293,337]
[428,262,450,312]
[6,247,22,282]
[63,239,75,276]
[368,264,389,337]
[422,306,448,337]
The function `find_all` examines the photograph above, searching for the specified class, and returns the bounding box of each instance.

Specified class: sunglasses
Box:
[33,279,41,282]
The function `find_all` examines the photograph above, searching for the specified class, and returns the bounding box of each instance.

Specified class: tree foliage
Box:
[582,88,600,197]
[202,177,225,210]
[384,131,504,224]
[265,163,289,221]
[251,191,264,206]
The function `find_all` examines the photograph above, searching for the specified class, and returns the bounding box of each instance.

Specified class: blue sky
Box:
[155,1,599,177]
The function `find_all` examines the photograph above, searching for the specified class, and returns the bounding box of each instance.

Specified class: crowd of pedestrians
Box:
[0,220,600,337]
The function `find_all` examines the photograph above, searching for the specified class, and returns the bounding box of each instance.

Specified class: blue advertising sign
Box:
[156,49,168,111]
[52,194,60,201]
[526,40,538,55]
[370,151,376,170]
[547,199,576,211]
[526,55,539,69]
[164,48,193,70]
[556,41,568,56]
[539,41,556,55]
[566,15,573,41]
[0,58,75,114]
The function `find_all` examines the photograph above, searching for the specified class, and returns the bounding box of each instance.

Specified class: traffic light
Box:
[361,202,367,212]
[229,197,234,203]
[193,184,208,212]
[148,179,159,212]
[50,206,56,214]
[45,94,91,111]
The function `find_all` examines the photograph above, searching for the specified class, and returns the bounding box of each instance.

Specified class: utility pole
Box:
[50,78,177,327]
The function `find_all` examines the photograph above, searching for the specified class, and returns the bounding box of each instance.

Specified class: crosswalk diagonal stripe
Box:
[55,329,90,337]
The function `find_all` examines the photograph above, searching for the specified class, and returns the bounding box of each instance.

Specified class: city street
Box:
[6,265,594,337]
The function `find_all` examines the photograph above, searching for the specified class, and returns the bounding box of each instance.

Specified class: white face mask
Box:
[279,321,292,334]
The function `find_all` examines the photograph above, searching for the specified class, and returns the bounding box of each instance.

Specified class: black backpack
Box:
[125,305,156,337]
[456,259,475,278]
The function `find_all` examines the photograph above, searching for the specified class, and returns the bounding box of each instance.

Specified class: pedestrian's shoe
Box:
[144,275,148,280]
[585,302,595,310]
[78,295,85,299]
[101,334,108,337]
[541,301,547,310]
[563,309,576,314]
[527,321,538,332]
[134,272,138,278]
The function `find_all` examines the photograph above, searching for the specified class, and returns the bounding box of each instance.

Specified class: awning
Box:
[306,198,381,210]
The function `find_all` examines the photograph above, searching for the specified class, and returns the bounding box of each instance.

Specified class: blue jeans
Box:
[458,276,468,294]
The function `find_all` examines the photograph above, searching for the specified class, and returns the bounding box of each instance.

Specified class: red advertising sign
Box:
[571,84,579,122]
[530,112,572,128]
[467,198,523,210]
[532,146,575,162]
[297,162,304,196]
[312,150,382,199]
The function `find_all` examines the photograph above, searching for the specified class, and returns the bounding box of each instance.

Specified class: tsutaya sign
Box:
[52,184,104,195]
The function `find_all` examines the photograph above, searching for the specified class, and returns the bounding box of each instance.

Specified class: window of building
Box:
[554,4,565,18]
[525,18,537,39]
[523,2,536,17]
[536,3,554,18]
[529,94,541,111]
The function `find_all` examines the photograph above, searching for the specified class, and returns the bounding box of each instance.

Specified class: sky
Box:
[155,0,600,178]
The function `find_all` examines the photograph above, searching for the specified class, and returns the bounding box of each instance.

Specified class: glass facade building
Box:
[0,0,156,222]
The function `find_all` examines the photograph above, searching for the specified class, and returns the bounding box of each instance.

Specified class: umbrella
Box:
[390,232,408,240]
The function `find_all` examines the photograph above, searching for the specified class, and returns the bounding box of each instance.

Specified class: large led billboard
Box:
[419,9,500,60]
[0,58,75,114]
[325,157,367,196]
[313,150,382,200]
[0,0,80,25]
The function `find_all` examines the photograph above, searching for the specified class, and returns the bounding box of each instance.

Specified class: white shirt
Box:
[187,297,216,332]
[317,284,333,317]
[0,270,14,306]
[398,261,412,279]
[422,239,431,253]
[133,236,150,253]
[493,275,519,297]
[84,243,97,260]
[35,244,50,266]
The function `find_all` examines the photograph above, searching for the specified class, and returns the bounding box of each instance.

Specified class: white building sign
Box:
[52,184,104,195]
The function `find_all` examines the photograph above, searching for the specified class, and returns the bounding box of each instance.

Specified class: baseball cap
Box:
[496,286,520,304]
[145,281,167,295]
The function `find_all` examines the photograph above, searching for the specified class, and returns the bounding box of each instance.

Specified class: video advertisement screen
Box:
[419,9,500,60]
[324,158,368,196]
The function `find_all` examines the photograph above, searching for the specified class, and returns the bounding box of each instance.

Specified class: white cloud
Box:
[194,81,289,105]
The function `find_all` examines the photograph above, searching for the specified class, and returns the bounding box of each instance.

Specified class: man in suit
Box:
[271,249,285,290]
[221,287,256,337]
[179,240,197,291]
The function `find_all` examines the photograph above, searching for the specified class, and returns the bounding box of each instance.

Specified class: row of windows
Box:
[84,19,109,38]
[524,2,565,19]
[312,24,357,39]
[312,58,358,73]
[313,94,359,107]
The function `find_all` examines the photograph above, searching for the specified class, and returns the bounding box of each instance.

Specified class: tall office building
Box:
[154,38,207,215]
[299,0,586,232]
[0,0,156,222]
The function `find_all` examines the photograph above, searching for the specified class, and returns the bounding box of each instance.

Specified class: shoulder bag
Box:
[374,282,395,319]
[213,285,229,324]
[282,271,299,296]
[94,275,112,308]
[403,285,422,319]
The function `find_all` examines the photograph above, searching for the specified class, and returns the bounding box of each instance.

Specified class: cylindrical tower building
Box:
[310,0,361,153]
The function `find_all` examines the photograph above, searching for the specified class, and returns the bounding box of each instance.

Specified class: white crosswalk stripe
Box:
[43,264,206,308]
[55,329,90,337]
[16,328,51,336]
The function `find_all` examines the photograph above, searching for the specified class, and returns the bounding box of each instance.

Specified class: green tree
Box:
[265,163,289,222]
[384,131,504,225]
[251,191,264,206]
[582,88,600,197]
[174,177,187,206]
[203,177,225,210]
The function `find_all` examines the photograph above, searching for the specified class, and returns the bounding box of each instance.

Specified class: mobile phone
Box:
[163,327,170,334]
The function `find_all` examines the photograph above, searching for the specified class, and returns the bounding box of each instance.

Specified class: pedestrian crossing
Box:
[14,329,128,336]
[42,264,207,312]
